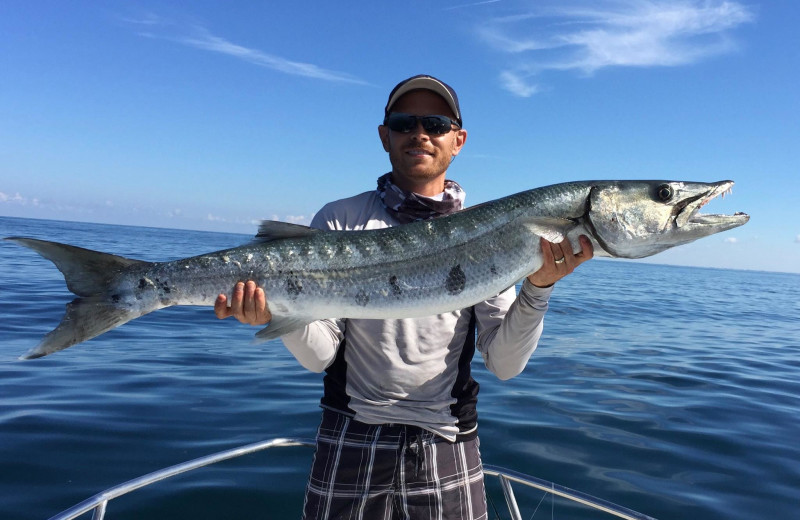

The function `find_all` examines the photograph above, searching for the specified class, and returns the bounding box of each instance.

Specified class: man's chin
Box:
[398,168,443,181]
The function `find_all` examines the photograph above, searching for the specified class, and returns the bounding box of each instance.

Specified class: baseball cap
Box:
[384,75,462,127]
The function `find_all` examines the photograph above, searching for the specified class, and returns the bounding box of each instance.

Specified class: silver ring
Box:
[554,257,565,264]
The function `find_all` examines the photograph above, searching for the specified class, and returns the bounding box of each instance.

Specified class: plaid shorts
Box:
[302,409,488,520]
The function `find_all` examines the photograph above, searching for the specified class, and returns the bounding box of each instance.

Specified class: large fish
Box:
[7,180,748,359]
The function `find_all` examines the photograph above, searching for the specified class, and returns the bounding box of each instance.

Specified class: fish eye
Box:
[656,184,674,202]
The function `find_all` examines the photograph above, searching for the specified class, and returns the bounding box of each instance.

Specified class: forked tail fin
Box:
[23,297,147,359]
[6,237,155,359]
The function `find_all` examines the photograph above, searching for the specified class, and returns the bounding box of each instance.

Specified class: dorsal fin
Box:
[254,220,319,243]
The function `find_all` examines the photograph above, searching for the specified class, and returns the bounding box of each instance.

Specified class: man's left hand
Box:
[528,235,593,288]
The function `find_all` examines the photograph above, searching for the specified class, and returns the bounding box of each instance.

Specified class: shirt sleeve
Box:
[475,279,554,381]
[281,319,344,373]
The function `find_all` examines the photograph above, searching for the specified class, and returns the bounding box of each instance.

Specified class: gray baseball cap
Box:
[384,75,462,127]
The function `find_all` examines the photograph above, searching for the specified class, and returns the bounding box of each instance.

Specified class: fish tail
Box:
[21,297,147,359]
[6,237,153,359]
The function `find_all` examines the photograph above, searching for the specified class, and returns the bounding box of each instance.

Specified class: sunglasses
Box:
[384,113,460,135]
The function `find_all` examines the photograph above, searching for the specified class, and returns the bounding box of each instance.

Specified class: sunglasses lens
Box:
[386,114,456,135]
[386,114,417,133]
[421,116,451,135]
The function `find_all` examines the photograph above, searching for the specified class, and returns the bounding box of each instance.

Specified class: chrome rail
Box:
[48,437,657,520]
[48,438,314,520]
[483,465,658,520]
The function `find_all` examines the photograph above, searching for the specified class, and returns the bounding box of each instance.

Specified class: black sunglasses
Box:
[384,113,460,135]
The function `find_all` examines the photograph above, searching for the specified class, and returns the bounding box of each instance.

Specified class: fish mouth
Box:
[676,180,749,230]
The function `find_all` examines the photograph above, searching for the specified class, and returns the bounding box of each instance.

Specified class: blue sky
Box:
[1,1,798,273]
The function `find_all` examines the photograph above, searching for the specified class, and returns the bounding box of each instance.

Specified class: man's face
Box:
[379,90,467,194]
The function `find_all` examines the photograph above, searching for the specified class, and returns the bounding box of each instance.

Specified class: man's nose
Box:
[408,120,431,139]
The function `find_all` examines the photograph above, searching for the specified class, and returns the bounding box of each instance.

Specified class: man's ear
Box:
[451,128,467,157]
[378,125,391,152]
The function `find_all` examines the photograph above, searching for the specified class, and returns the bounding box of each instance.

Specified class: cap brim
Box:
[385,77,461,124]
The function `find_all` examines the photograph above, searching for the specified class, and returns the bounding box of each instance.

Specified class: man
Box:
[216,75,593,519]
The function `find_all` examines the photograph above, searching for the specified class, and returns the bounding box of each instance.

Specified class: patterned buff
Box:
[376,172,466,224]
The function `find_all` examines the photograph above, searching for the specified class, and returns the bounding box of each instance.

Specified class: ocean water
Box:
[0,215,798,520]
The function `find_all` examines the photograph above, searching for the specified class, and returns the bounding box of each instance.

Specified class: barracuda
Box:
[7,180,748,359]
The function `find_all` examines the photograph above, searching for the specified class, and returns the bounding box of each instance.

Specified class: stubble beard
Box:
[389,145,452,188]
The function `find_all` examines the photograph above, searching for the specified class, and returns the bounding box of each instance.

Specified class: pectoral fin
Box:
[519,217,577,243]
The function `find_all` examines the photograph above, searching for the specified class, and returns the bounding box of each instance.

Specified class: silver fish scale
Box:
[133,189,563,320]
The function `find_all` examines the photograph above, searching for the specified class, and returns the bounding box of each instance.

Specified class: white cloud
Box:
[130,17,369,86]
[499,71,540,98]
[283,214,311,225]
[0,191,29,204]
[444,0,502,11]
[724,237,738,244]
[795,234,800,244]
[180,28,371,85]
[267,214,312,225]
[479,0,754,96]
[119,12,169,27]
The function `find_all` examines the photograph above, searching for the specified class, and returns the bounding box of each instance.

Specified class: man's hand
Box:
[214,281,272,325]
[528,236,593,288]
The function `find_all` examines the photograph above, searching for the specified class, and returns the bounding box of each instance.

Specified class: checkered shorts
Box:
[302,409,488,520]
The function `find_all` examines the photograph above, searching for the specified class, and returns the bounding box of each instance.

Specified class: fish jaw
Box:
[587,180,749,259]
[674,180,750,236]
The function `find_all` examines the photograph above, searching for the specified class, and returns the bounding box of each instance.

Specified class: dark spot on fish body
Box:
[153,277,172,294]
[490,264,499,276]
[111,294,121,303]
[355,290,370,307]
[336,243,354,259]
[286,272,303,300]
[138,278,147,290]
[446,265,466,295]
[388,275,402,298]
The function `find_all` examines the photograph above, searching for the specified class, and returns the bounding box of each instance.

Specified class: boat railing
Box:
[47,437,657,520]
